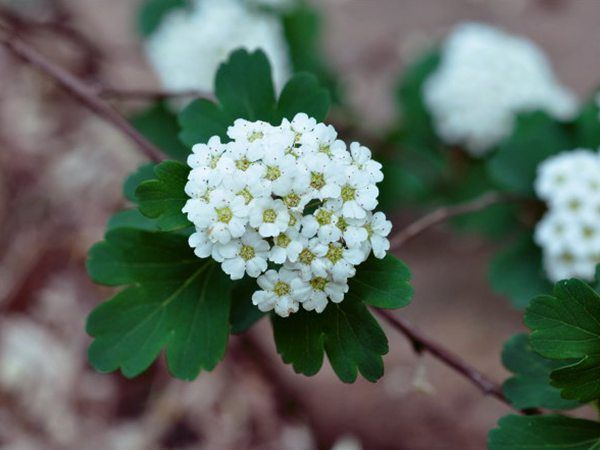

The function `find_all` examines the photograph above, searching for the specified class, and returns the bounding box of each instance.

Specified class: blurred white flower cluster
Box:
[534,149,600,282]
[183,113,391,317]
[424,22,577,156]
[145,0,291,95]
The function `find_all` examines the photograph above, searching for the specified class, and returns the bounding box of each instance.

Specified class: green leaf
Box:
[107,209,159,232]
[322,297,387,383]
[214,49,276,122]
[573,93,600,149]
[489,235,552,309]
[276,72,330,122]
[178,99,231,147]
[282,4,341,103]
[136,161,191,231]
[86,229,231,380]
[488,415,600,450]
[131,103,191,161]
[123,163,156,203]
[502,334,580,410]
[272,295,390,383]
[348,255,412,309]
[137,0,189,37]
[487,111,572,196]
[230,277,266,334]
[178,49,333,148]
[396,50,441,142]
[272,309,325,377]
[526,279,600,403]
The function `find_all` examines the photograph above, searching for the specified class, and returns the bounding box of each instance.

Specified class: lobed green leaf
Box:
[526,279,600,403]
[488,415,600,450]
[86,229,231,380]
[501,334,580,410]
[136,161,192,231]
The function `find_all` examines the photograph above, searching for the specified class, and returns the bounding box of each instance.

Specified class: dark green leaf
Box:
[137,0,189,37]
[87,229,231,380]
[395,50,441,145]
[123,163,156,203]
[283,4,341,103]
[349,255,412,309]
[178,99,231,147]
[488,112,572,196]
[526,279,600,402]
[136,161,191,231]
[573,93,600,149]
[230,277,266,334]
[322,296,387,382]
[502,334,580,410]
[214,49,276,122]
[276,72,330,122]
[272,295,389,383]
[272,309,325,377]
[489,235,552,309]
[488,415,600,450]
[107,209,159,232]
[131,103,191,161]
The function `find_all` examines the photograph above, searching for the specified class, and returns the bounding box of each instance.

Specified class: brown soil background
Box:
[1,0,599,449]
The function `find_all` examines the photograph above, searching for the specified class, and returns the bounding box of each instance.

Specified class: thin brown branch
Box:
[0,33,164,162]
[374,308,541,415]
[389,192,519,250]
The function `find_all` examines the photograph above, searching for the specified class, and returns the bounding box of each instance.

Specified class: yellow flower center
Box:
[263,209,277,223]
[310,277,328,291]
[240,245,255,261]
[216,206,232,223]
[341,184,356,202]
[274,281,290,297]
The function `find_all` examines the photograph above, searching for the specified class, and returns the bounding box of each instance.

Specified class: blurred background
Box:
[0,0,598,449]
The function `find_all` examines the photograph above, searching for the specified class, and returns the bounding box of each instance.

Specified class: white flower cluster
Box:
[145,0,291,95]
[424,22,577,156]
[534,149,600,282]
[182,113,391,317]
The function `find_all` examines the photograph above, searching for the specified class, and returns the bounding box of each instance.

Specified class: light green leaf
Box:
[488,415,600,450]
[487,111,571,196]
[123,163,156,203]
[131,103,191,161]
[276,72,330,122]
[526,279,600,403]
[86,229,231,380]
[502,334,580,410]
[349,255,413,309]
[489,235,552,309]
[136,161,191,231]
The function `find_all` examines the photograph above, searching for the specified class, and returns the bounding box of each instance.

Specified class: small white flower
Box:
[215,230,270,280]
[183,189,249,244]
[323,242,364,282]
[350,142,383,183]
[270,229,306,264]
[366,212,392,259]
[252,269,305,317]
[303,152,342,200]
[188,229,214,258]
[249,198,290,237]
[331,167,379,219]
[294,275,350,313]
[287,238,328,278]
[300,205,341,243]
